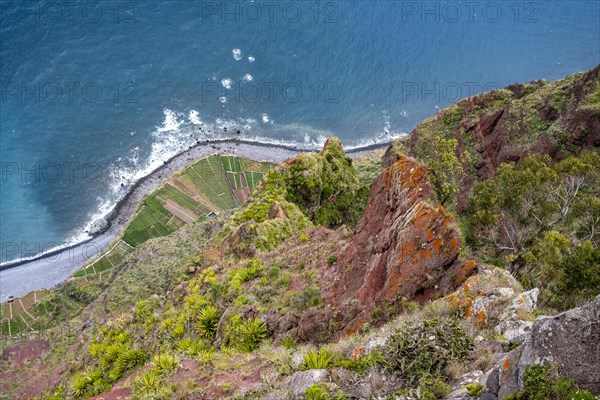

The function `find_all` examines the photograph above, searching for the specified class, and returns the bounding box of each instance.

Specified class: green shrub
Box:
[281,335,298,350]
[177,338,209,356]
[230,258,263,288]
[286,284,322,310]
[196,348,215,364]
[303,348,333,370]
[509,364,590,400]
[385,318,473,383]
[465,152,600,309]
[131,369,163,398]
[336,351,385,373]
[236,317,268,352]
[110,349,146,381]
[418,375,452,400]
[70,373,88,398]
[566,389,597,400]
[327,255,337,265]
[464,382,483,396]
[152,353,179,373]
[268,266,281,278]
[304,383,333,400]
[524,365,554,400]
[196,305,220,338]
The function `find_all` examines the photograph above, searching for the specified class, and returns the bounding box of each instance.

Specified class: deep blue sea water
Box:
[1,0,599,264]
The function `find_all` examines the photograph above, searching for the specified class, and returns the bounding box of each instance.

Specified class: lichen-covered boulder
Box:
[450,370,485,391]
[444,388,477,399]
[516,295,600,393]
[435,266,522,326]
[501,288,539,320]
[334,154,463,335]
[484,295,600,398]
[494,319,533,345]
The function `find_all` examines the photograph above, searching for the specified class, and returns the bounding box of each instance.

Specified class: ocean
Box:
[1,0,599,265]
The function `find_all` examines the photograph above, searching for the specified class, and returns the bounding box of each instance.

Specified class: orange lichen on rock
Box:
[351,346,366,361]
[333,154,464,335]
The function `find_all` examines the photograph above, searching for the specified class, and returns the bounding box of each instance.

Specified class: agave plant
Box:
[197,348,216,364]
[133,369,162,395]
[196,305,221,338]
[237,317,268,352]
[281,335,298,350]
[70,374,89,398]
[152,353,179,373]
[303,348,333,370]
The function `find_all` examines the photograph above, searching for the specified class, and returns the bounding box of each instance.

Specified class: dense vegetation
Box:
[465,152,600,309]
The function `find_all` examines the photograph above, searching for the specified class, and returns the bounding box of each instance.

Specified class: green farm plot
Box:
[1,155,273,337]
[245,171,266,190]
[0,290,56,336]
[220,155,243,172]
[156,183,209,216]
[73,241,134,278]
[123,206,175,246]
[115,154,272,254]
[240,158,272,174]
[227,172,244,189]
[185,161,236,209]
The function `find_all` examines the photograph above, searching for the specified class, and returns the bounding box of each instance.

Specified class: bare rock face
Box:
[268,201,288,220]
[484,295,600,398]
[518,295,600,392]
[333,154,462,334]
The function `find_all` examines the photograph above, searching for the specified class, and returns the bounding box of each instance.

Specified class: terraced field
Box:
[0,154,272,337]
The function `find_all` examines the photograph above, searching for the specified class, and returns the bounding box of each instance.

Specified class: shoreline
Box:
[0,138,392,300]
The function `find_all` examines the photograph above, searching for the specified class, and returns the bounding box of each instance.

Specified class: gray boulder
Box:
[450,370,485,391]
[284,369,329,397]
[517,295,600,393]
[501,288,539,320]
[486,295,600,398]
[444,387,477,399]
[494,319,533,345]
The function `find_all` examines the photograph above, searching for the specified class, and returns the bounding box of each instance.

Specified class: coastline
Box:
[0,138,392,301]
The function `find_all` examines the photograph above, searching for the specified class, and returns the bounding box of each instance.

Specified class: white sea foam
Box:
[248,55,255,63]
[189,110,203,125]
[221,78,232,89]
[219,96,227,103]
[10,108,406,268]
[243,73,253,82]
[157,109,184,132]
[232,48,243,60]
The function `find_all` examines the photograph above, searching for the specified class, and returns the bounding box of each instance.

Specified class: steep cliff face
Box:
[385,65,600,209]
[332,154,464,334]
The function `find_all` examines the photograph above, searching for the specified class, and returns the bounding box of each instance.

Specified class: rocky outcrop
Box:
[385,65,600,210]
[333,154,464,334]
[483,295,600,399]
[282,136,360,224]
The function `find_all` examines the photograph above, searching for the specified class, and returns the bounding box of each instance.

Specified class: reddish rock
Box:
[333,155,462,335]
[2,339,50,363]
[387,65,600,211]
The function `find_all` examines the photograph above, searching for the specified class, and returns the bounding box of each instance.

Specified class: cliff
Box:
[1,67,599,400]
